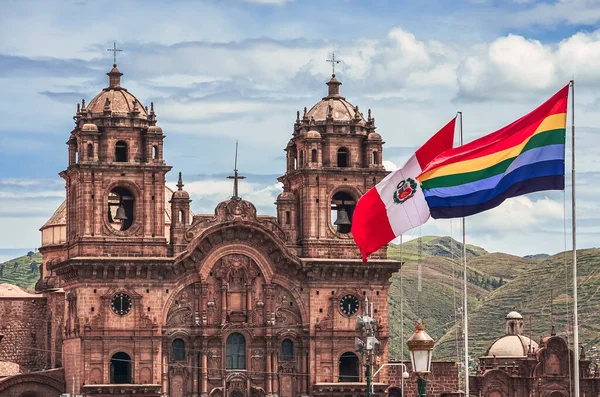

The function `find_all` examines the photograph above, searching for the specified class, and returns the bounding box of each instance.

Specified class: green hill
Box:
[434,248,600,360]
[387,237,600,364]
[0,252,42,291]
[387,236,538,361]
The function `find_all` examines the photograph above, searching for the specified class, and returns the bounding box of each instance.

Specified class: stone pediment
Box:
[185,198,287,243]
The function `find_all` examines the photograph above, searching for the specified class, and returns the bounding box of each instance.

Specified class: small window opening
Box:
[372,151,378,165]
[299,151,304,167]
[331,191,355,234]
[339,352,360,382]
[87,143,93,160]
[152,145,158,160]
[311,149,317,163]
[172,338,186,361]
[226,333,246,369]
[115,141,128,162]
[281,339,294,361]
[337,147,349,167]
[285,211,291,225]
[179,210,184,224]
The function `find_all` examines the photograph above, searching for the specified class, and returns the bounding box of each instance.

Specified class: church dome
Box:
[306,129,321,139]
[172,173,190,199]
[148,125,163,134]
[486,335,538,357]
[367,131,382,141]
[85,64,148,119]
[507,311,523,319]
[81,123,99,132]
[305,75,365,122]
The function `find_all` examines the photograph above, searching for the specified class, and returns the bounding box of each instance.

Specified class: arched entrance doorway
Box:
[338,352,359,382]
[110,352,132,384]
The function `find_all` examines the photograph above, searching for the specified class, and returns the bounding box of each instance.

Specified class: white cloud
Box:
[383,160,398,171]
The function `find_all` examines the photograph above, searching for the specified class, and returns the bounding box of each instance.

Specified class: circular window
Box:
[111,293,132,316]
[108,187,135,231]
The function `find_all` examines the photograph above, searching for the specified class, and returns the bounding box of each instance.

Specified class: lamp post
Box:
[407,322,435,397]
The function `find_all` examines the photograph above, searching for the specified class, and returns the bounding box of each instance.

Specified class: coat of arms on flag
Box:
[393,178,418,204]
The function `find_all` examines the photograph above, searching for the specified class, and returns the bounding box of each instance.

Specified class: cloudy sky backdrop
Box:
[1,0,599,262]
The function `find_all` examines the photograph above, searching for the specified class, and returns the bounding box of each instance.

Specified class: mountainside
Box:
[387,236,600,363]
[0,252,42,291]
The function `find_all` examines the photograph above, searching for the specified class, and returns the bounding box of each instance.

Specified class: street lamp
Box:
[407,322,435,397]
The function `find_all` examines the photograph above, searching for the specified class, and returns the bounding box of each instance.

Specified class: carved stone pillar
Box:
[272,351,279,395]
[221,282,228,324]
[162,353,169,394]
[191,346,198,397]
[266,352,273,395]
[201,350,208,397]
[246,283,252,313]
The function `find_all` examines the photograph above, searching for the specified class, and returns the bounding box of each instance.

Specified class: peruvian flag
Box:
[352,118,456,261]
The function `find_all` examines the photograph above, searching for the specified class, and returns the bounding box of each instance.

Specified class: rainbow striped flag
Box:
[417,84,569,219]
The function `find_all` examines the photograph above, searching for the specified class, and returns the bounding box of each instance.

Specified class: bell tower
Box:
[277,74,388,259]
[60,64,172,257]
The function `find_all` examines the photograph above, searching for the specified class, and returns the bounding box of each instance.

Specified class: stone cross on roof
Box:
[326,52,341,75]
[227,140,246,199]
[107,41,123,65]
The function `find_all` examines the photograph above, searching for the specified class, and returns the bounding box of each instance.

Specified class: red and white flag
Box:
[352,118,456,261]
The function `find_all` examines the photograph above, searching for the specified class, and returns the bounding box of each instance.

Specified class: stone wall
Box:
[387,360,461,397]
[0,296,49,371]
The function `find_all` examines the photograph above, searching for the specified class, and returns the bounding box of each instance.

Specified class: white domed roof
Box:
[486,335,538,357]
[506,311,523,319]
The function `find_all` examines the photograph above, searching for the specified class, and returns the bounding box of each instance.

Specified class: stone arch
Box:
[103,180,143,236]
[163,237,305,325]
[329,185,363,236]
[0,370,65,397]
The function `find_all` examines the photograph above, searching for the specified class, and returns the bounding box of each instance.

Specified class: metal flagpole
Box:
[570,80,580,396]
[458,111,469,396]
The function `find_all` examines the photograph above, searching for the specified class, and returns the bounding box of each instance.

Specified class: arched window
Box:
[299,151,304,168]
[152,145,158,160]
[87,143,93,160]
[281,339,294,361]
[337,147,349,167]
[115,141,128,162]
[108,186,135,231]
[179,210,184,224]
[311,149,317,163]
[110,352,132,384]
[226,333,246,369]
[331,191,355,234]
[339,352,359,382]
[285,211,291,225]
[172,339,185,361]
[372,151,378,165]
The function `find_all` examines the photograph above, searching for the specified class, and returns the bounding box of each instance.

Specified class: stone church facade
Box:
[0,63,403,397]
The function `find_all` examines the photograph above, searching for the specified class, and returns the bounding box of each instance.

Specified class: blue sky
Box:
[1,0,600,262]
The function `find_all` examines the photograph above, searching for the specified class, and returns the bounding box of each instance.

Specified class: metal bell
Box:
[334,206,352,226]
[114,204,128,221]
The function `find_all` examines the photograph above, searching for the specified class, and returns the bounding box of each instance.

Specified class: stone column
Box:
[162,353,169,394]
[266,352,273,395]
[272,351,279,395]
[191,347,198,397]
[201,350,208,397]
[221,283,228,324]
[246,283,253,313]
